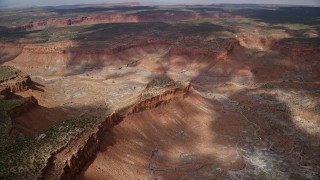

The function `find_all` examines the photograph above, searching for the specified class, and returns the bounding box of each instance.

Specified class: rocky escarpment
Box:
[1,75,31,93]
[0,38,239,56]
[58,113,123,179]
[0,66,32,99]
[12,12,241,32]
[2,39,230,56]
[170,38,240,59]
[1,40,172,55]
[13,15,139,31]
[41,78,192,179]
[1,39,237,76]
[137,12,240,22]
[130,81,191,114]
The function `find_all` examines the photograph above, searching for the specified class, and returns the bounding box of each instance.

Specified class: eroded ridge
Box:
[0,77,191,179]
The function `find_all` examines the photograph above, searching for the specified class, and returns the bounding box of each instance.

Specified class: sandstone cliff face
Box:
[130,83,191,114]
[1,39,241,77]
[12,13,241,32]
[0,41,171,75]
[2,75,31,93]
[13,14,139,31]
[59,113,123,179]
[41,82,192,179]
[0,66,32,98]
[137,12,240,22]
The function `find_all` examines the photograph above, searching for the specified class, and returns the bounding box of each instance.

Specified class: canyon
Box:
[11,12,240,32]
[0,3,319,180]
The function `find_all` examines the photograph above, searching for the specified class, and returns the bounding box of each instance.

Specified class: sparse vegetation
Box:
[261,83,274,89]
[146,77,175,89]
[142,77,189,99]
[0,66,19,82]
[0,112,103,179]
[0,98,30,146]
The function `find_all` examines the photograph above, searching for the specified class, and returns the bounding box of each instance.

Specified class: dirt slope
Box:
[83,91,247,179]
[81,79,320,179]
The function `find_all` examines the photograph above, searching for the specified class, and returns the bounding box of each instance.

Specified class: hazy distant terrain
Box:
[1,0,319,8]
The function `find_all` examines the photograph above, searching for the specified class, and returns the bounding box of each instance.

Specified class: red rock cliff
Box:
[12,12,241,32]
[41,82,192,179]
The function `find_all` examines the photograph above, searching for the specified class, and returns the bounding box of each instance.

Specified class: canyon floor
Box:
[0,3,320,180]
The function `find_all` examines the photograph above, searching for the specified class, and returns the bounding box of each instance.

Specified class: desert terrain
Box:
[0,3,319,179]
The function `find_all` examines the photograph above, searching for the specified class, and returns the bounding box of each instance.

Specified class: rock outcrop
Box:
[2,75,31,93]
[12,12,241,32]
[0,66,32,98]
[59,113,123,179]
[130,81,191,114]
[41,78,192,179]
[1,40,235,76]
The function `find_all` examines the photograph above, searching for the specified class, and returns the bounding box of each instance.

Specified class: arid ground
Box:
[0,3,319,179]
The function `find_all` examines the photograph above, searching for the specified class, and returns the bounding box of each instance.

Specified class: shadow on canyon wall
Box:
[0,27,44,64]
[62,21,225,76]
[29,81,45,92]
[10,98,104,138]
[70,21,224,45]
